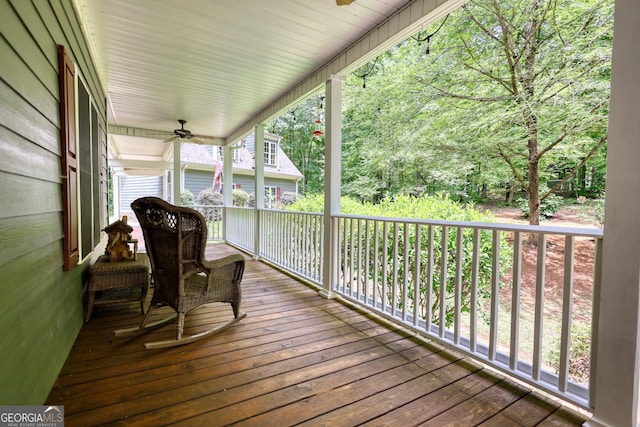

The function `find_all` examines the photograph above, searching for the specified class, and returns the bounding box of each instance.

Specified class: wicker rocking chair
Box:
[114,197,246,349]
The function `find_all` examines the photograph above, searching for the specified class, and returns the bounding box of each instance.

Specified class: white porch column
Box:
[162,170,168,201]
[172,141,181,205]
[223,144,233,241]
[254,125,265,258]
[587,1,640,426]
[320,75,344,299]
[222,144,233,206]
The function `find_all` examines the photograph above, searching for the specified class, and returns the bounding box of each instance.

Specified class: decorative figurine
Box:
[103,216,138,262]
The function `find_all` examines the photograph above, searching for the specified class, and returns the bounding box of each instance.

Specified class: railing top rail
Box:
[227,206,602,238]
[334,213,603,238]
[257,208,324,217]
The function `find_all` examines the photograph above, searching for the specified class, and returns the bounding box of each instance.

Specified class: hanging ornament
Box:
[313,119,324,139]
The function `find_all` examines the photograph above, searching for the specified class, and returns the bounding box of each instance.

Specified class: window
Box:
[218,145,239,163]
[264,140,278,166]
[264,186,279,209]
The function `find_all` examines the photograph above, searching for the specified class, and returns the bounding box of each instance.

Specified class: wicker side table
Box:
[85,253,150,321]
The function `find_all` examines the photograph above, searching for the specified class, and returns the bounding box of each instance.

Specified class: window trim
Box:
[264,140,278,166]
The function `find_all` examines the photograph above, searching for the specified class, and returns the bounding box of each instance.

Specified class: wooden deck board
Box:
[46,244,589,426]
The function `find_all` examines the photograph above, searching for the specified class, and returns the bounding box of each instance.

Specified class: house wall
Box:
[118,175,163,218]
[233,175,298,197]
[185,170,298,202]
[0,0,107,404]
[184,169,215,200]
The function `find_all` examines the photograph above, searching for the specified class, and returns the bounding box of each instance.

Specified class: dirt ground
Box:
[478,203,601,323]
[468,203,601,383]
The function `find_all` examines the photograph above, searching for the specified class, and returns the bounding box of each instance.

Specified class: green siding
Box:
[0,0,107,404]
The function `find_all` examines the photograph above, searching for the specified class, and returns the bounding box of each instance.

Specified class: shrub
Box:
[247,192,271,208]
[197,187,223,221]
[286,193,365,213]
[232,189,249,207]
[547,322,592,386]
[280,191,298,207]
[591,197,605,227]
[286,192,511,327]
[181,189,194,206]
[516,190,564,220]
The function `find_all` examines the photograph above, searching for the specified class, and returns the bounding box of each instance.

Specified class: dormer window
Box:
[216,145,239,163]
[264,139,278,166]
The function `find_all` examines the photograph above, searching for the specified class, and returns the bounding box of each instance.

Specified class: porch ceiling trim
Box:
[108,125,225,146]
[227,0,469,144]
[109,159,173,170]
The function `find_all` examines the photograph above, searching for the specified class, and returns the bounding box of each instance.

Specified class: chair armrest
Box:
[201,254,245,270]
[202,254,245,303]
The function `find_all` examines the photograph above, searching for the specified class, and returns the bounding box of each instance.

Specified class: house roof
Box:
[180,133,303,180]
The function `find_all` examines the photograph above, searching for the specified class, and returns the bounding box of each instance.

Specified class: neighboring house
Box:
[116,133,303,217]
[182,132,303,207]
[117,174,164,219]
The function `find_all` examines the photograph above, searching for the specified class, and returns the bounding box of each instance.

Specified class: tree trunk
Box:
[528,157,540,226]
[522,0,542,227]
[505,183,516,203]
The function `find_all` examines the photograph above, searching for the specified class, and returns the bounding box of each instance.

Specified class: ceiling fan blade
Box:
[336,0,355,5]
[163,135,179,143]
[189,137,206,145]
[192,134,216,140]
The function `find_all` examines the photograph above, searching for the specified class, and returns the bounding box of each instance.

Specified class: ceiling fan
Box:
[163,119,211,144]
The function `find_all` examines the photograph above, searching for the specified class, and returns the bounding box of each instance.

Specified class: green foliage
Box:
[232,188,249,207]
[337,0,612,216]
[547,322,592,385]
[181,189,194,206]
[267,93,327,195]
[286,193,365,214]
[265,0,612,220]
[591,197,605,227]
[288,193,511,326]
[516,191,564,220]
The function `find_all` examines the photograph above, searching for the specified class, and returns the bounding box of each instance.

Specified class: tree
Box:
[268,94,326,195]
[410,0,612,224]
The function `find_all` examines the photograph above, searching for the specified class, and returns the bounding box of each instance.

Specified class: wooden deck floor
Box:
[47,244,589,426]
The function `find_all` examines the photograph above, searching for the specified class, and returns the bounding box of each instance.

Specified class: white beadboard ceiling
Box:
[73,0,460,163]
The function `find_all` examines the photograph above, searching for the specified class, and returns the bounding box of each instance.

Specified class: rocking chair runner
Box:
[115,197,246,349]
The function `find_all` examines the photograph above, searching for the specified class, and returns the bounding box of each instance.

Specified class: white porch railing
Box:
[258,209,324,284]
[191,204,224,242]
[222,208,603,410]
[334,214,602,411]
[225,207,255,253]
